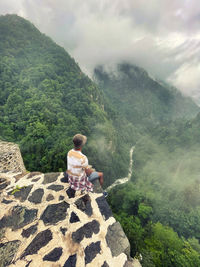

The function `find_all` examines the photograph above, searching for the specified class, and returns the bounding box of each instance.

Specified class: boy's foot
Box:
[103,191,108,198]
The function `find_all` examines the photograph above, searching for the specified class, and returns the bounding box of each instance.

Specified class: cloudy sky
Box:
[1,0,200,101]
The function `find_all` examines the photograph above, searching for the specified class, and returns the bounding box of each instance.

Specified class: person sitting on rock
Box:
[67,134,107,197]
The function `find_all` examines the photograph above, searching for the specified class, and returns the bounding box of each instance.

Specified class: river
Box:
[106,146,135,191]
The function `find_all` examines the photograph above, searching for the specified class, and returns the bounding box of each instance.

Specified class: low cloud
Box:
[0,0,200,101]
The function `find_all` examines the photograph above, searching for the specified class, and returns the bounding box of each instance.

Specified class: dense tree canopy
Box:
[108,115,200,266]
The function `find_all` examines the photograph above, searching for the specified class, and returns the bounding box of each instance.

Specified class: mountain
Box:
[0,14,136,185]
[1,14,200,267]
[0,14,199,186]
[94,64,199,128]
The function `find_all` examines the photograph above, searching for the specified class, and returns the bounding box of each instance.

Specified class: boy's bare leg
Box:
[98,172,104,186]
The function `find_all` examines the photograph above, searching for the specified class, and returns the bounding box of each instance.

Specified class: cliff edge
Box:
[0,141,141,267]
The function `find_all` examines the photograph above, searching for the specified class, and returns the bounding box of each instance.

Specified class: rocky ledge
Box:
[0,141,140,267]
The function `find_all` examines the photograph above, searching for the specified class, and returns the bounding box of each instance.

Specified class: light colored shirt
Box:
[67,149,93,191]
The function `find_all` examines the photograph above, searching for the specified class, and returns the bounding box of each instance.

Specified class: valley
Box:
[1,14,200,267]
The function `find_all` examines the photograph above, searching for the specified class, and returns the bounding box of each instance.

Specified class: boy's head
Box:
[73,134,87,149]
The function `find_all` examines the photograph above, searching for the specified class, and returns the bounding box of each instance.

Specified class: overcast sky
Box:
[1,0,200,101]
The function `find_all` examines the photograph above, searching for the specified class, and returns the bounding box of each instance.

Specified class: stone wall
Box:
[0,141,26,173]
[0,142,142,267]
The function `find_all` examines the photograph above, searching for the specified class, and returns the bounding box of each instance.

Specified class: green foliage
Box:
[138,203,153,223]
[108,183,200,267]
[94,64,199,128]
[143,223,200,267]
[11,185,26,194]
[115,212,145,256]
[0,14,137,184]
[131,118,200,240]
[107,113,200,266]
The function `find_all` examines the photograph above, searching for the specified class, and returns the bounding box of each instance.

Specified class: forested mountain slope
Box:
[108,111,200,266]
[93,61,200,266]
[0,14,199,186]
[94,64,199,127]
[0,14,137,185]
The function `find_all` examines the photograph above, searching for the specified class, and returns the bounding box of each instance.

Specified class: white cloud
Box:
[168,63,200,96]
[0,0,200,101]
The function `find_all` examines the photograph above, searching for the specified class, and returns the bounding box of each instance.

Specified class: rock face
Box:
[0,141,26,173]
[0,142,140,267]
[106,222,130,258]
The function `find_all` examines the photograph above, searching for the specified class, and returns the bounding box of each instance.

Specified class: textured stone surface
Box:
[25,261,32,267]
[132,259,142,267]
[96,196,112,220]
[8,185,33,202]
[2,198,13,204]
[66,187,75,198]
[0,141,26,173]
[28,188,44,204]
[0,135,135,267]
[0,178,6,183]
[40,201,69,225]
[75,194,93,216]
[72,220,100,243]
[43,173,60,184]
[0,181,9,190]
[85,241,101,264]
[60,227,67,236]
[106,222,130,257]
[43,247,63,262]
[0,178,7,186]
[27,172,41,179]
[21,229,53,258]
[21,224,38,238]
[46,194,54,201]
[0,179,10,190]
[63,254,77,267]
[102,261,110,267]
[70,212,80,223]
[14,173,27,181]
[123,260,135,267]
[0,206,38,230]
[60,172,68,183]
[92,179,103,193]
[0,240,21,267]
[47,184,64,191]
[0,228,5,240]
[31,177,41,182]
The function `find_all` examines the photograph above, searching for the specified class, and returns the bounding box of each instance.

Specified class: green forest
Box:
[1,14,200,266]
[95,65,200,266]
[0,14,137,187]
[108,115,200,266]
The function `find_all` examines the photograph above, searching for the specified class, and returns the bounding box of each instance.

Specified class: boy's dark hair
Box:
[73,134,87,149]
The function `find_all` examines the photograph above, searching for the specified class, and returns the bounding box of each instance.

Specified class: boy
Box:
[67,134,107,196]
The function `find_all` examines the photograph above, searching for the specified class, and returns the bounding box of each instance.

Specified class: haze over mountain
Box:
[1,14,198,180]
[94,63,199,127]
[1,0,200,103]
